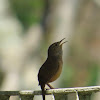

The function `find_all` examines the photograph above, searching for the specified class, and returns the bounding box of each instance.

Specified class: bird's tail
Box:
[41,85,45,100]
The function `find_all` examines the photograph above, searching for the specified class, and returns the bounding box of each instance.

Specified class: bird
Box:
[38,38,67,100]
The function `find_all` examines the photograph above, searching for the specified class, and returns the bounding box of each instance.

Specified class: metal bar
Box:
[51,95,55,100]
[0,91,19,96]
[34,86,100,95]
[0,86,99,96]
[76,91,79,100]
[0,86,99,100]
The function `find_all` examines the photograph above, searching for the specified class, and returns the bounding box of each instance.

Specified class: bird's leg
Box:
[46,83,54,89]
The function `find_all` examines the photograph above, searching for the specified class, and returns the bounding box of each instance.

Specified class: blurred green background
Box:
[0,0,100,100]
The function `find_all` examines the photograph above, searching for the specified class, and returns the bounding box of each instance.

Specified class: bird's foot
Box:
[46,83,54,89]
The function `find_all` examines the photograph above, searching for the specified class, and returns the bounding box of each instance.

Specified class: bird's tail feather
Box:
[41,85,45,100]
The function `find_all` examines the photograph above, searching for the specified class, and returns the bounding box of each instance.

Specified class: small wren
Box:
[38,38,67,100]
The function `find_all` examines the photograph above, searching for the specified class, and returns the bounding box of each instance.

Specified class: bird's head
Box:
[48,38,67,57]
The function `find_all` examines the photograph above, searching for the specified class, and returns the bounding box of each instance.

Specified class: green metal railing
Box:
[0,86,100,100]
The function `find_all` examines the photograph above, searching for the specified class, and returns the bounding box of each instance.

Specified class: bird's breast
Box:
[48,60,63,83]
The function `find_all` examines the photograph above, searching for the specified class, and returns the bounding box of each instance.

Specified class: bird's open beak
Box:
[59,38,68,46]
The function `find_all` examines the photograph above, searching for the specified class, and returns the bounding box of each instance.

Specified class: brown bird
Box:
[38,38,67,100]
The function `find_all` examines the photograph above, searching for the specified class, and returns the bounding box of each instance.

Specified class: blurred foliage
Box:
[60,62,99,88]
[60,64,75,87]
[9,0,45,29]
[87,62,99,86]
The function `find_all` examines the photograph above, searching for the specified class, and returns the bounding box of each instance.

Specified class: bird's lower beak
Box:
[59,38,68,46]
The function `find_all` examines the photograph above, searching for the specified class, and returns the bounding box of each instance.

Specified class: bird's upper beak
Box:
[59,38,68,46]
